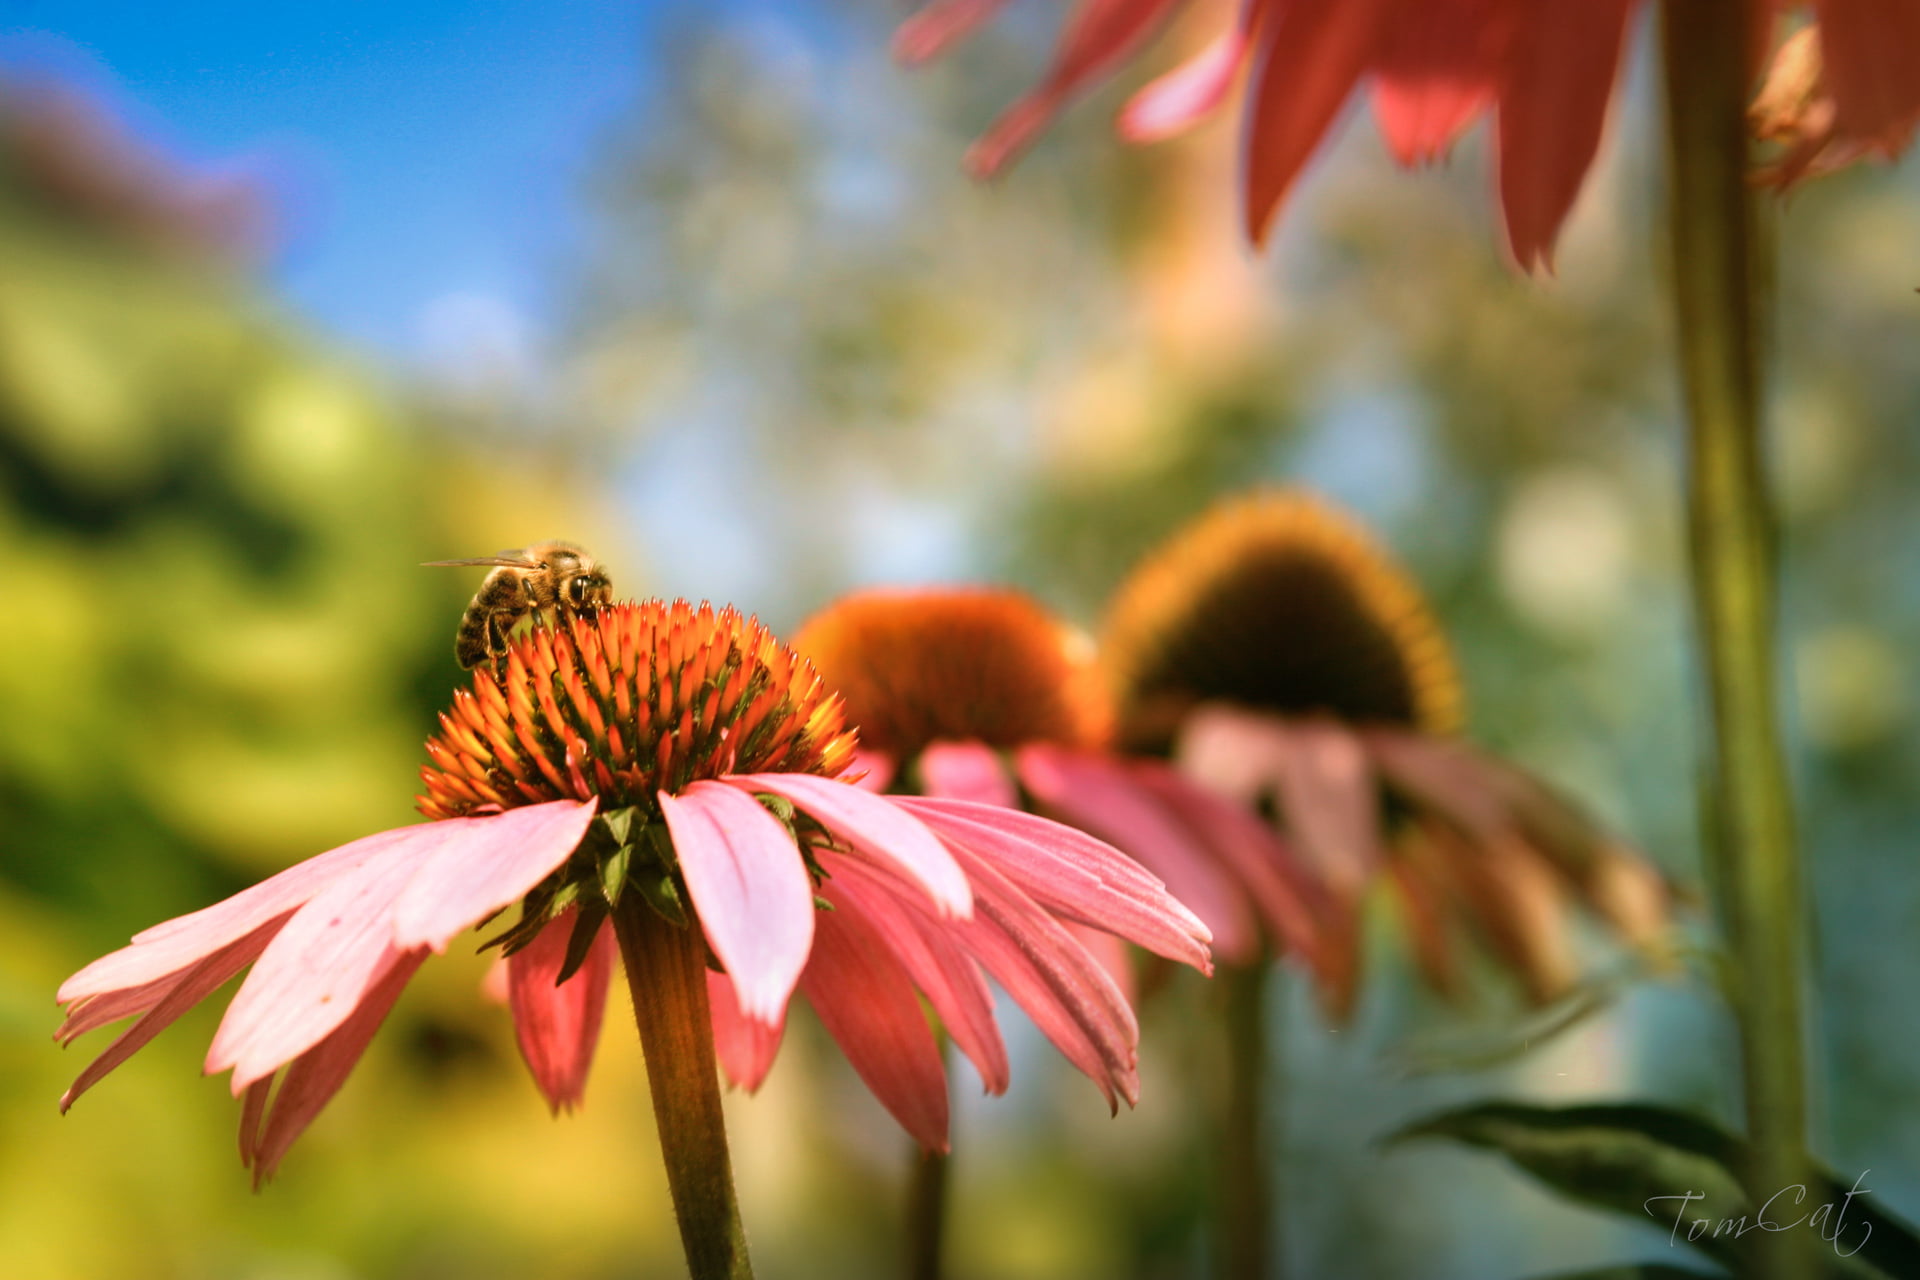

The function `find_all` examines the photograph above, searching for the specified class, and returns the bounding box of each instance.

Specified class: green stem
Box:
[905,1143,949,1280]
[612,899,754,1280]
[1220,963,1273,1280]
[1661,4,1810,1276]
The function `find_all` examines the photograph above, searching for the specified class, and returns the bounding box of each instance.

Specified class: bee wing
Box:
[421,554,540,569]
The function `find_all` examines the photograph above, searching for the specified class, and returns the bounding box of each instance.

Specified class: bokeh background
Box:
[2,2,1918,1277]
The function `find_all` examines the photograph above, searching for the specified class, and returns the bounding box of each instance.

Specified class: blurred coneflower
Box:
[896,0,1645,268]
[794,585,1267,1280]
[1102,489,1671,1013]
[58,598,1209,1280]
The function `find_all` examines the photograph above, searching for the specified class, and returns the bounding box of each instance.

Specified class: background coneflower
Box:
[59,598,1210,1280]
[793,585,1274,1280]
[1098,488,1672,1280]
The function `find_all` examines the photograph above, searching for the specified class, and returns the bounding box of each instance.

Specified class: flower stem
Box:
[1220,962,1272,1280]
[612,900,754,1280]
[1661,4,1811,1276]
[905,1144,949,1280]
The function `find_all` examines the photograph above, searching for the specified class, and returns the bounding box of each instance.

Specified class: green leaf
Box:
[1387,1102,1918,1279]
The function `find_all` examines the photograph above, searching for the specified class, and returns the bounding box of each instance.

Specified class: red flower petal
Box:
[1370,0,1512,164]
[802,884,951,1152]
[390,800,598,953]
[1813,0,1920,151]
[916,740,1019,809]
[506,906,615,1114]
[1120,18,1254,142]
[707,968,786,1092]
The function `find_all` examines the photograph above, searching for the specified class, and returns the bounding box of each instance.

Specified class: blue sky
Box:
[1,0,665,358]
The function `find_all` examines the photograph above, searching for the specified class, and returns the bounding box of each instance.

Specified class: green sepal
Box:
[638,868,689,929]
[554,902,610,986]
[813,894,835,912]
[600,840,634,908]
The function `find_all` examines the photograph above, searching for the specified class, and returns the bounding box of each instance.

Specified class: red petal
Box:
[1369,0,1512,163]
[661,781,815,1025]
[1015,744,1253,962]
[1494,0,1639,271]
[1243,0,1395,242]
[893,0,1016,65]
[243,950,426,1185]
[1813,0,1920,152]
[707,969,786,1092]
[968,0,1187,177]
[802,885,951,1152]
[1262,719,1382,899]
[1120,19,1252,142]
[506,906,615,1113]
[827,856,1009,1095]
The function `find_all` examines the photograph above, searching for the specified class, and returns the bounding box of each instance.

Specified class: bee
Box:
[424,540,614,668]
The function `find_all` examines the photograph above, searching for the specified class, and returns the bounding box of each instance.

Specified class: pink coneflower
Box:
[58,598,1210,1276]
[793,587,1320,976]
[1099,490,1671,1013]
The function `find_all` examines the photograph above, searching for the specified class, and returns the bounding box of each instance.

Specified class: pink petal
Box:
[206,840,426,1091]
[916,740,1019,809]
[1123,759,1325,962]
[1120,18,1253,142]
[506,906,615,1114]
[390,800,599,953]
[1814,0,1920,151]
[894,794,1213,972]
[707,969,786,1092]
[1065,920,1137,1004]
[942,847,1140,1108]
[893,0,1016,65]
[1368,0,1511,164]
[802,883,951,1152]
[826,855,1009,1095]
[1361,728,1510,838]
[243,950,425,1185]
[660,781,815,1025]
[1016,743,1252,962]
[1424,820,1577,1003]
[1243,0,1395,242]
[725,772,970,918]
[968,0,1186,177]
[60,923,278,1113]
[1173,702,1295,805]
[59,825,410,1005]
[1262,718,1382,899]
[1493,0,1638,270]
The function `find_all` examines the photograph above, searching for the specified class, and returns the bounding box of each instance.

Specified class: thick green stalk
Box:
[905,1145,950,1280]
[613,900,754,1280]
[1220,962,1272,1280]
[1661,3,1810,1275]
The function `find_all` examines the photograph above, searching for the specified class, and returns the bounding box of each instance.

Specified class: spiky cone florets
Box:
[793,587,1112,761]
[418,598,859,821]
[1099,489,1463,754]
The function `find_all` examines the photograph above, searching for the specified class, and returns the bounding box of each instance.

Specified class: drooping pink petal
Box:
[916,740,1019,809]
[1386,845,1460,999]
[967,0,1187,177]
[893,0,1017,65]
[237,1076,270,1168]
[1120,17,1254,142]
[1813,0,1920,151]
[390,800,598,953]
[59,824,413,1005]
[58,968,227,1044]
[1421,819,1576,1003]
[1262,718,1381,899]
[725,772,971,918]
[942,846,1141,1108]
[1122,758,1324,962]
[1065,920,1137,1003]
[206,840,427,1091]
[1243,0,1396,242]
[826,855,1009,1095]
[1493,0,1638,271]
[802,883,951,1152]
[660,781,815,1025]
[1015,743,1253,961]
[895,794,1213,971]
[60,924,279,1113]
[1173,702,1295,805]
[506,906,615,1114]
[243,949,426,1186]
[707,969,786,1092]
[1361,728,1510,839]
[1369,0,1511,164]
